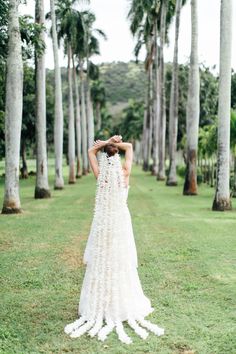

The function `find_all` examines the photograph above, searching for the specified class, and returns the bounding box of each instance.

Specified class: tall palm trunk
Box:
[34,0,51,199]
[167,0,182,186]
[152,20,160,176]
[212,0,232,210]
[148,63,153,166]
[86,59,94,151]
[80,62,88,175]
[50,0,64,190]
[157,1,167,181]
[183,0,200,195]
[2,0,23,214]
[134,140,141,164]
[21,140,28,179]
[89,97,95,141]
[67,46,76,184]
[142,98,148,170]
[143,64,153,171]
[72,56,82,178]
[96,102,101,131]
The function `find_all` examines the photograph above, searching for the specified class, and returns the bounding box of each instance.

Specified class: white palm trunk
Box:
[167,0,182,186]
[72,58,82,178]
[86,64,94,150]
[142,65,152,171]
[2,0,23,214]
[212,0,233,210]
[89,98,95,142]
[134,140,141,164]
[152,21,160,176]
[148,63,153,167]
[157,1,167,181]
[183,0,200,195]
[50,0,64,190]
[80,63,88,175]
[35,0,51,198]
[67,46,76,184]
[142,99,148,170]
[95,102,102,131]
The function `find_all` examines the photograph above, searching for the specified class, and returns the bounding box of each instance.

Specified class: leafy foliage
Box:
[0,0,9,63]
[20,15,46,60]
[91,80,106,107]
[230,109,236,152]
[231,71,236,110]
[113,99,144,141]
[0,61,5,158]
[198,124,217,158]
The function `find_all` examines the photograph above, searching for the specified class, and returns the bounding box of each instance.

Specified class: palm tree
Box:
[128,0,175,174]
[72,56,82,178]
[67,43,76,183]
[72,11,90,175]
[70,9,87,176]
[152,16,160,176]
[212,0,233,211]
[50,0,64,189]
[35,0,51,198]
[2,0,23,214]
[167,0,183,186]
[128,2,155,172]
[157,0,167,181]
[56,1,79,183]
[183,0,200,195]
[79,59,89,175]
[86,61,95,152]
[72,10,105,173]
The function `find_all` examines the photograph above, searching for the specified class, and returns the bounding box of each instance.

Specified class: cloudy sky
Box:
[20,0,236,72]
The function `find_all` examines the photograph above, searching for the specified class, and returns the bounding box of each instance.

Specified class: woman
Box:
[64,135,164,344]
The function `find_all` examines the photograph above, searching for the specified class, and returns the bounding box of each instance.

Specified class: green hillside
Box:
[47,61,147,108]
[99,61,147,104]
[46,61,147,122]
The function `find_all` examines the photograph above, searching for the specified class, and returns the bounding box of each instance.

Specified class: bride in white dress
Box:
[64,135,164,344]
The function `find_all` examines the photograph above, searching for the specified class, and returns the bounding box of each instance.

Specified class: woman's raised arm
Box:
[113,142,133,176]
[88,140,107,179]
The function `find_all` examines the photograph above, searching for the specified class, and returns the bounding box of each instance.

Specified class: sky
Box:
[20,0,236,72]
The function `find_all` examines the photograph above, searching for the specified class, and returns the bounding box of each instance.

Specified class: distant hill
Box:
[47,61,147,118]
[99,61,147,104]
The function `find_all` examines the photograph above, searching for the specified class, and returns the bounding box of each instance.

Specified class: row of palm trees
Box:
[2,0,105,213]
[1,0,233,214]
[129,0,233,211]
[50,0,105,183]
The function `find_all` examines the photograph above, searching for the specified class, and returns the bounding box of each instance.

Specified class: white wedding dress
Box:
[64,152,164,344]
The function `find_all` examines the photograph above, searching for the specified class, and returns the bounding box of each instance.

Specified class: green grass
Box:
[0,160,236,354]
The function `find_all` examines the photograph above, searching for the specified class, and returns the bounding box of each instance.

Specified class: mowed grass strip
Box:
[0,159,236,354]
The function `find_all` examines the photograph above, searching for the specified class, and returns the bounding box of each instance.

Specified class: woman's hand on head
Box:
[108,135,122,144]
[90,135,122,151]
[93,139,107,150]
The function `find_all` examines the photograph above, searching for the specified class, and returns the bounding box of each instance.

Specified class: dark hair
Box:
[104,143,119,157]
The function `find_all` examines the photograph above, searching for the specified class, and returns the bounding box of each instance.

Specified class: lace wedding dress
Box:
[64,152,164,344]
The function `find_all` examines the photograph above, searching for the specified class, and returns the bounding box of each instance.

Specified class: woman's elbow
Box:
[127,142,133,149]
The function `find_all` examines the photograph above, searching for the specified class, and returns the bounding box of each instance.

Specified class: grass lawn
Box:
[0,159,236,354]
